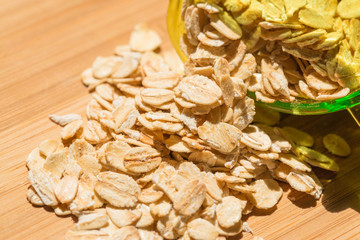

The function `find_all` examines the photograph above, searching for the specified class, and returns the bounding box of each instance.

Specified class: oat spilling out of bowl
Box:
[180,0,360,103]
[26,24,349,240]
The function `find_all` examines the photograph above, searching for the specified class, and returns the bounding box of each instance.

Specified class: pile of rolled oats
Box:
[181,0,360,103]
[26,23,350,240]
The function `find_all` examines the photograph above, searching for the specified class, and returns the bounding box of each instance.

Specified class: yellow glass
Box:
[167,0,360,125]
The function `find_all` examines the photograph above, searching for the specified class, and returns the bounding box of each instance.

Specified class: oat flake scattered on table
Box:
[26,23,349,240]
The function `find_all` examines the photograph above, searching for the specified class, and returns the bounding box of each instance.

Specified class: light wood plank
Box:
[0,1,359,239]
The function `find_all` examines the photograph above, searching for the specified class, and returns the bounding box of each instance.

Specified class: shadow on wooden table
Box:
[320,149,360,214]
[280,110,360,214]
[42,205,78,222]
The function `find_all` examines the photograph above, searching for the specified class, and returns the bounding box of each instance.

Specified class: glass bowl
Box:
[166,0,360,119]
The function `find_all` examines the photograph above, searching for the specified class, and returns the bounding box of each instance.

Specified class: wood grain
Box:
[0,0,359,239]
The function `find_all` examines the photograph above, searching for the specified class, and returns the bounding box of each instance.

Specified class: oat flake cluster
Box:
[26,23,350,240]
[180,0,360,103]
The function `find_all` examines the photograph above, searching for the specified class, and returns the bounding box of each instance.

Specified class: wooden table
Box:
[0,1,359,239]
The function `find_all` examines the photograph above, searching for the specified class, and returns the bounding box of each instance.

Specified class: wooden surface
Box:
[0,0,359,239]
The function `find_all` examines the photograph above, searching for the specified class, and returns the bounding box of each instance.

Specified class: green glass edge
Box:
[248,91,360,115]
[167,0,360,115]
